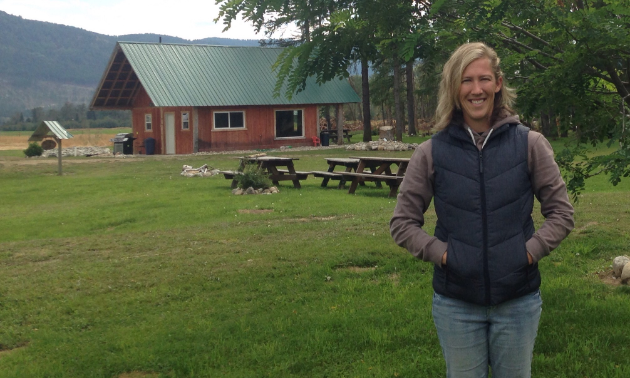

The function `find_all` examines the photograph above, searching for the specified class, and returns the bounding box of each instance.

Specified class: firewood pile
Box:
[181,164,220,177]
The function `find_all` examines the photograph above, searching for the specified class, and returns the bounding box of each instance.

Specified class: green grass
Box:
[0,144,629,377]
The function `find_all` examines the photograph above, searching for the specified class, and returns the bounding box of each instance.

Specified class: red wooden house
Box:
[90,42,360,154]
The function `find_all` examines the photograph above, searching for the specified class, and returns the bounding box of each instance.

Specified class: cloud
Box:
[0,0,280,40]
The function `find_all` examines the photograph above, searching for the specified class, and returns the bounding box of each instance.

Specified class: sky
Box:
[0,0,294,40]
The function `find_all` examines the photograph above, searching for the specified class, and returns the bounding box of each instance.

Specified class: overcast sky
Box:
[0,0,293,40]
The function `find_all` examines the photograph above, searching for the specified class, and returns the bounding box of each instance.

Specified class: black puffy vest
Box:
[431,123,540,306]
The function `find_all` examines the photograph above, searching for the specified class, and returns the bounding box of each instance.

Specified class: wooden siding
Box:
[131,89,319,154]
[198,105,318,152]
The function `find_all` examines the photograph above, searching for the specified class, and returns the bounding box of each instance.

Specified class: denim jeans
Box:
[432,291,542,378]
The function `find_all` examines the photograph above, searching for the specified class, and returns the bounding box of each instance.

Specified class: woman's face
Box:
[458,57,503,132]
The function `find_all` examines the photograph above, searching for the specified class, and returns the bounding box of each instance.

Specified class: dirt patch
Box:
[118,373,159,378]
[389,273,400,285]
[0,343,28,359]
[337,266,376,273]
[597,269,623,287]
[294,216,337,222]
[238,209,274,214]
[576,221,599,233]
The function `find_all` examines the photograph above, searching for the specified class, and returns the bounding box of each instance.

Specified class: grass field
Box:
[0,139,629,377]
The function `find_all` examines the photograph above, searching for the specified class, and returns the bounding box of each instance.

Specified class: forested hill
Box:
[0,10,258,119]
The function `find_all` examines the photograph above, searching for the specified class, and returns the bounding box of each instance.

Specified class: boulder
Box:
[245,187,256,195]
[621,262,630,284]
[613,256,630,277]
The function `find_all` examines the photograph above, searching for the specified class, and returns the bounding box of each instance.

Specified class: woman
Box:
[390,42,574,378]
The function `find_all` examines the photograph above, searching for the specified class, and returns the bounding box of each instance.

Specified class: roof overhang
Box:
[28,121,74,142]
[90,43,142,110]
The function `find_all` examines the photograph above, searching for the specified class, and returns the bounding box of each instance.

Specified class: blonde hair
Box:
[434,42,516,130]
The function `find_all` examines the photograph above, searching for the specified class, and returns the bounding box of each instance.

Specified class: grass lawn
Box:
[0,141,629,377]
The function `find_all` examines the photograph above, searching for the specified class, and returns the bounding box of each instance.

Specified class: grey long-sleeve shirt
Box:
[390,116,574,267]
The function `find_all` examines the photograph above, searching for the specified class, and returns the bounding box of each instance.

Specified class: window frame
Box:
[144,114,152,132]
[274,108,305,139]
[181,111,190,130]
[212,110,246,131]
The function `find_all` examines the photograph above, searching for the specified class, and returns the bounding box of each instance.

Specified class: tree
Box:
[430,0,630,197]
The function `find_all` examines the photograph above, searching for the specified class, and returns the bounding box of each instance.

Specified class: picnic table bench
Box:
[222,156,310,189]
[341,156,411,197]
[311,157,366,188]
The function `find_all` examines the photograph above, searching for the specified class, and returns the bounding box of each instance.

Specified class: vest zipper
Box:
[479,150,491,305]
[467,126,493,305]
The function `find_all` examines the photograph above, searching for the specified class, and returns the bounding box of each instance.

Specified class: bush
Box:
[235,163,272,189]
[23,142,44,157]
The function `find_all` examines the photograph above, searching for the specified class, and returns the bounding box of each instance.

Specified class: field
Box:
[0,138,629,377]
[0,128,131,151]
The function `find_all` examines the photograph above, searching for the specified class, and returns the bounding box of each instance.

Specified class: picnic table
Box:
[311,158,364,188]
[220,156,310,189]
[340,156,411,197]
[328,129,352,143]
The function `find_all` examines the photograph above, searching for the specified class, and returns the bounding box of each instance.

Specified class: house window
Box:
[145,114,152,131]
[214,111,245,129]
[275,109,303,138]
[182,112,189,130]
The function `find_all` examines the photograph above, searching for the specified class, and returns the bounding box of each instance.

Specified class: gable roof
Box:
[91,42,360,109]
[28,121,73,141]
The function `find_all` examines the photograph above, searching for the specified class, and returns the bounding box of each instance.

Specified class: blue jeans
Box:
[432,291,542,378]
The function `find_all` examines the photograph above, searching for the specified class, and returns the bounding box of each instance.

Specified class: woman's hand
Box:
[442,251,447,266]
[527,252,533,265]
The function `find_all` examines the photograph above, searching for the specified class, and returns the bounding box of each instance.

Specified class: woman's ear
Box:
[495,76,503,93]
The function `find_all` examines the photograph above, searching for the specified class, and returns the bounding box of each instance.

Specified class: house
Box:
[90,42,360,154]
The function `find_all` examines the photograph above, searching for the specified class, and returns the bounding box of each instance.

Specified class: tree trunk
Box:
[336,104,344,145]
[393,56,404,141]
[406,60,416,136]
[361,57,372,142]
[540,110,554,138]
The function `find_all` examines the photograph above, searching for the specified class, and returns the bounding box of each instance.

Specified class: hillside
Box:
[0,11,259,119]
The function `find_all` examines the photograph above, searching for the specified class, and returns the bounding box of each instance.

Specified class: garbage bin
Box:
[320,131,330,146]
[145,137,156,155]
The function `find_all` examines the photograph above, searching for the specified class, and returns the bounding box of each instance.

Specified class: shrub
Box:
[235,163,271,189]
[23,142,44,157]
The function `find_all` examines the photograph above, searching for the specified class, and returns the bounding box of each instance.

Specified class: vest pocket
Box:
[444,236,485,287]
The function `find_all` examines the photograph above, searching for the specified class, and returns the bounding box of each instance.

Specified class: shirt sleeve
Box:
[390,140,448,266]
[525,131,575,262]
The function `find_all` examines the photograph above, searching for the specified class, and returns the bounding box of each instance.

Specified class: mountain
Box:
[0,11,259,119]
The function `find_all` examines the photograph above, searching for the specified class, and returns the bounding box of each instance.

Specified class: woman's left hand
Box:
[527,252,533,265]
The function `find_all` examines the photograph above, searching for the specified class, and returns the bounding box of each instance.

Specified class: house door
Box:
[165,112,175,154]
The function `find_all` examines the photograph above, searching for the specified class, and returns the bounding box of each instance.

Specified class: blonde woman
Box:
[390,42,574,378]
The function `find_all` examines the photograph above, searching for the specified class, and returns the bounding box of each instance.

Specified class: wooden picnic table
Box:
[328,129,352,143]
[222,156,310,189]
[311,157,365,188]
[341,156,411,197]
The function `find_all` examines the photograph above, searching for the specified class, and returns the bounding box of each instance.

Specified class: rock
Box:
[621,262,630,284]
[262,189,271,194]
[245,187,256,195]
[270,187,279,193]
[232,188,243,195]
[613,256,630,277]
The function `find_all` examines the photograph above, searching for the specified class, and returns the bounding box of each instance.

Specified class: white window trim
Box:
[212,110,246,131]
[274,108,305,139]
[181,111,190,130]
[144,114,152,132]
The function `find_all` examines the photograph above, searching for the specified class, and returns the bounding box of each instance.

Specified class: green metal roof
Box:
[91,42,360,109]
[28,121,74,141]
